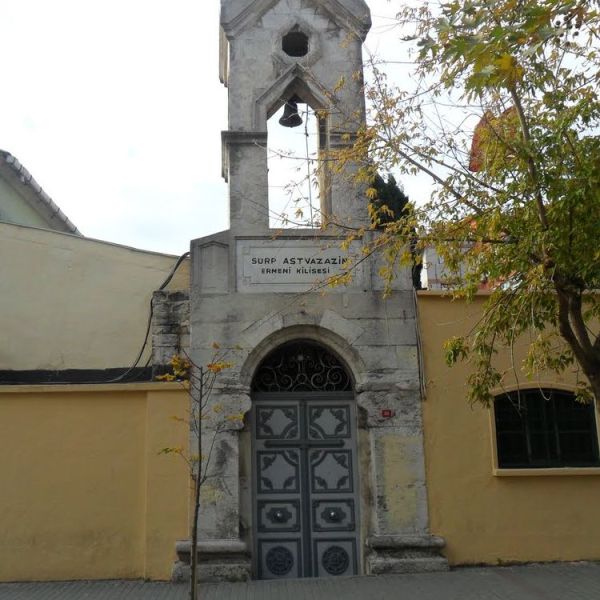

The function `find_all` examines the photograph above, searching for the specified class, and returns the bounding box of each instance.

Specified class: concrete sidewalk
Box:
[1,563,599,600]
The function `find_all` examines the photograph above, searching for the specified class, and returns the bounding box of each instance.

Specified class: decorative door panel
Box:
[308,405,351,439]
[257,450,300,494]
[258,539,302,579]
[312,499,356,532]
[253,394,359,580]
[257,500,301,533]
[256,405,300,440]
[310,449,353,493]
[312,538,358,578]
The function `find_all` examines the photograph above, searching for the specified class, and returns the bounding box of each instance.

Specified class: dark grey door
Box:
[253,392,360,579]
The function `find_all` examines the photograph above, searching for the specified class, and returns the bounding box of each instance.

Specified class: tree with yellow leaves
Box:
[336,0,600,403]
[158,347,239,600]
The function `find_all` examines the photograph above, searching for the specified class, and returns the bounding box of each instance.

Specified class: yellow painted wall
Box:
[0,222,189,371]
[418,293,600,565]
[0,384,189,582]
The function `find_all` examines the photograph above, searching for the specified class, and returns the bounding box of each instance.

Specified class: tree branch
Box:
[509,86,550,231]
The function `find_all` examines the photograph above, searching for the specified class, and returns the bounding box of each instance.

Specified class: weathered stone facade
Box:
[151,290,190,379]
[179,0,448,581]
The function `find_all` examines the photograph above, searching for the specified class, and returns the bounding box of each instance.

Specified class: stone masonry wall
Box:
[152,290,190,378]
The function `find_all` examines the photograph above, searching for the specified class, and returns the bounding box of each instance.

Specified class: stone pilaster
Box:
[356,381,448,573]
[151,290,190,378]
[172,384,253,583]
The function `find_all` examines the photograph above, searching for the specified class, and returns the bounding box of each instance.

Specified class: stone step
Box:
[366,535,450,574]
[172,539,251,583]
[172,535,449,582]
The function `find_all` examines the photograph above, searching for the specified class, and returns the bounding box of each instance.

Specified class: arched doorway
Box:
[251,340,360,579]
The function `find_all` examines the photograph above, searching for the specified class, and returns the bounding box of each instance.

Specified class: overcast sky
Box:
[0,1,422,255]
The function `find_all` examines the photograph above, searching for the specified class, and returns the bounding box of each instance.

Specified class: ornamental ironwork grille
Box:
[495,389,600,468]
[252,341,352,393]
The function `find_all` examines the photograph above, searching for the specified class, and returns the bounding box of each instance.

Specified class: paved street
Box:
[1,563,599,600]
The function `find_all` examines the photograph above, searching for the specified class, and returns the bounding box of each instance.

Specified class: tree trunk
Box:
[588,371,600,405]
[555,285,600,403]
[190,471,201,600]
[190,367,204,600]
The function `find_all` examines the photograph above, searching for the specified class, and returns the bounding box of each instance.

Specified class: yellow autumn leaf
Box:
[494,53,523,84]
[225,413,245,422]
[365,187,378,200]
[207,361,234,374]
[333,75,346,93]
[155,373,176,382]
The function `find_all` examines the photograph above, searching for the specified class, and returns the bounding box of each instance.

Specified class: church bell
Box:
[279,95,303,128]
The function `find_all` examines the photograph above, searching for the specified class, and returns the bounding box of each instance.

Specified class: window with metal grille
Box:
[494,389,600,468]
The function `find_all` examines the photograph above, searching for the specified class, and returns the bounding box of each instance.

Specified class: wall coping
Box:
[0,382,187,394]
[417,290,493,297]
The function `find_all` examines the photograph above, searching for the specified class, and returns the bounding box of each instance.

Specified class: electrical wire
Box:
[12,251,191,386]
[95,250,191,384]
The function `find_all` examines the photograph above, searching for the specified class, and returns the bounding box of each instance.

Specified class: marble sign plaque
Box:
[237,239,364,293]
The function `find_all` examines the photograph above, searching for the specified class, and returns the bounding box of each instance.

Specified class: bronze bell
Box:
[279,95,303,128]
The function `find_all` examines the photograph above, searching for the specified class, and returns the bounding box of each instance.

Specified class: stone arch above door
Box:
[252,340,353,393]
[240,325,366,395]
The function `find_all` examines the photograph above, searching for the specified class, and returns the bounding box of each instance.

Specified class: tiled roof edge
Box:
[0,149,82,236]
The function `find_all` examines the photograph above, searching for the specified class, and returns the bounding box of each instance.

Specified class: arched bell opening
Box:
[266,85,331,230]
[249,339,361,580]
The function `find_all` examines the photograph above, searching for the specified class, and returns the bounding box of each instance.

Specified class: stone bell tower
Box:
[175,0,448,582]
[220,0,371,234]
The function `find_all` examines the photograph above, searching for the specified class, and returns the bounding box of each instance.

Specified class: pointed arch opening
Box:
[261,72,332,230]
[267,102,329,229]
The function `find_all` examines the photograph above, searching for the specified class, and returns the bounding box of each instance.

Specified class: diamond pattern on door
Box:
[257,451,300,494]
[256,406,300,440]
[253,394,359,579]
[309,406,351,439]
[310,450,353,493]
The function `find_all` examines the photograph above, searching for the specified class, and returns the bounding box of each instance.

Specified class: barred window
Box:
[495,389,600,468]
